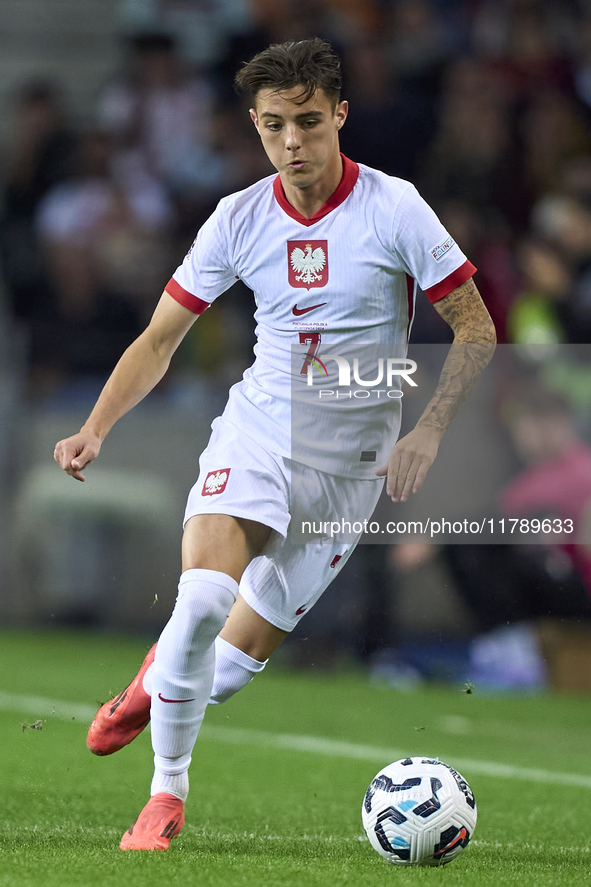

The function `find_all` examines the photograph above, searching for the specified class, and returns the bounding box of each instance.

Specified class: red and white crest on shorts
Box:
[202,468,231,496]
[288,240,328,289]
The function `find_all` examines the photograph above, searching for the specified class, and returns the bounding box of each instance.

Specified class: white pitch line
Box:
[200,725,591,790]
[472,840,591,854]
[2,690,591,790]
[201,724,408,764]
[0,691,97,722]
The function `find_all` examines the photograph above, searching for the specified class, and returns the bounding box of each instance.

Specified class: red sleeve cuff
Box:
[423,260,477,303]
[165,277,210,315]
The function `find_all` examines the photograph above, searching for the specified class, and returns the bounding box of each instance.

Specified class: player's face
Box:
[250,87,348,190]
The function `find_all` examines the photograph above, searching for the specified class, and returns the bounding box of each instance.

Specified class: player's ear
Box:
[249,108,260,133]
[336,100,348,130]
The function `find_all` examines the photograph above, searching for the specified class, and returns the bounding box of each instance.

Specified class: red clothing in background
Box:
[498,441,591,595]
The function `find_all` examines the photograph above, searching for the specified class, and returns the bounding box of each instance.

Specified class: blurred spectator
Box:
[116,0,253,67]
[574,16,591,110]
[560,154,591,202]
[387,0,457,99]
[34,130,173,380]
[98,33,226,206]
[419,58,529,230]
[531,193,591,265]
[472,0,577,100]
[0,82,76,325]
[506,237,571,345]
[521,90,591,200]
[387,383,591,685]
[438,200,520,343]
[324,0,383,39]
[562,264,591,343]
[340,37,434,181]
[530,190,591,342]
[444,387,591,633]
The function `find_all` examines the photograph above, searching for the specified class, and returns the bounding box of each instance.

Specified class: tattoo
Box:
[418,278,496,436]
[432,278,496,342]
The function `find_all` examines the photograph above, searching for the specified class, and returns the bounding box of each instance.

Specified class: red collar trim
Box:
[272,154,359,226]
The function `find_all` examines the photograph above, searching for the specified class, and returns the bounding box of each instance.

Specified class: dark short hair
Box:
[234,38,341,107]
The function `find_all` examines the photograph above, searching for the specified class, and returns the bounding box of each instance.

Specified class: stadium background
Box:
[1,0,591,687]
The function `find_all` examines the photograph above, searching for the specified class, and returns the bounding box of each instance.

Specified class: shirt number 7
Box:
[299,332,321,376]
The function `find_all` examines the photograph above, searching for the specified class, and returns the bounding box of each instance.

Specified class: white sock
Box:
[143,636,267,705]
[149,568,238,801]
[209,636,267,704]
[143,662,154,697]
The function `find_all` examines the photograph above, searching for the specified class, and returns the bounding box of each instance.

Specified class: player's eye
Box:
[266,123,282,131]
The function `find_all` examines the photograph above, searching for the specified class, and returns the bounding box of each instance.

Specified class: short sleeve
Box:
[392,184,476,303]
[165,200,238,315]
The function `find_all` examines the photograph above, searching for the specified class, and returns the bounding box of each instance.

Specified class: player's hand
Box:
[53,431,102,482]
[375,425,441,502]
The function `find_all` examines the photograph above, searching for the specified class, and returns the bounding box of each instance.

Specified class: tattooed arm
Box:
[376,277,496,502]
[418,278,497,432]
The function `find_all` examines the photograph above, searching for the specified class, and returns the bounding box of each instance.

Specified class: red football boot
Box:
[119,793,185,851]
[87,643,156,756]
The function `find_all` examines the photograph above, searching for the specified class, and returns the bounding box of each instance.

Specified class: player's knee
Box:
[176,578,236,645]
[191,594,233,642]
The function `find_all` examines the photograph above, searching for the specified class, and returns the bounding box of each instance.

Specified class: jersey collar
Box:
[272,153,359,227]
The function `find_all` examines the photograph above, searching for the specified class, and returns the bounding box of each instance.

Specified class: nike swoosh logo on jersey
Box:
[292,303,327,316]
[295,605,308,615]
[158,693,196,704]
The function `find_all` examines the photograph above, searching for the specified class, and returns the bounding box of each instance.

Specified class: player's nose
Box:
[284,124,301,150]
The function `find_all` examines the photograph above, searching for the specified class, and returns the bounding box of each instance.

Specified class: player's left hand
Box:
[376,425,441,502]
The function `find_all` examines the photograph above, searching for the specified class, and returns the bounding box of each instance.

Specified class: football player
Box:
[54,38,495,850]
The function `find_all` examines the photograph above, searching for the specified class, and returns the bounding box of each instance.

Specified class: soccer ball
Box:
[361,757,477,867]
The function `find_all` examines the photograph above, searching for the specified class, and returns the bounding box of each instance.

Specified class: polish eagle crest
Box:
[202,468,230,496]
[204,471,228,493]
[290,243,326,285]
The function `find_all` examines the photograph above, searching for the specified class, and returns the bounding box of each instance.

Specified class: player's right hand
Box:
[53,432,102,482]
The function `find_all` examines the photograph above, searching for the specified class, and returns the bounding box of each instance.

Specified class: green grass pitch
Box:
[1,629,591,886]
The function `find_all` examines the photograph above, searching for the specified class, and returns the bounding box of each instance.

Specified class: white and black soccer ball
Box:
[361,757,477,867]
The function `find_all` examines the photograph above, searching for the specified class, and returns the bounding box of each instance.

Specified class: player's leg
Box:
[144,561,306,712]
[149,513,270,797]
[219,592,288,659]
[163,417,291,716]
[233,465,386,652]
[120,512,271,851]
[209,466,387,704]
[207,593,287,704]
[87,590,286,756]
[90,468,380,760]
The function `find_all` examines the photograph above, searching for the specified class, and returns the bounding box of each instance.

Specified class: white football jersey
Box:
[167,156,475,478]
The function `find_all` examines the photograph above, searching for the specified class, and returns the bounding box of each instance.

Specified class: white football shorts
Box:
[184,415,384,631]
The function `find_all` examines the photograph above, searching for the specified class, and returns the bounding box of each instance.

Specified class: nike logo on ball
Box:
[158,693,196,703]
[292,303,326,316]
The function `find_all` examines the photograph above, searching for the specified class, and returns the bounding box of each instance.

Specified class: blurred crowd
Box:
[3,0,591,682]
[3,0,591,387]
